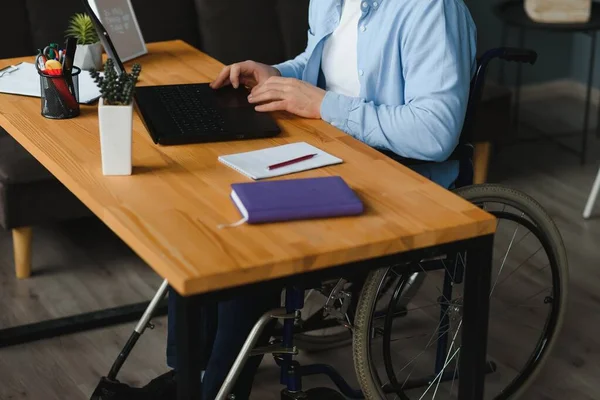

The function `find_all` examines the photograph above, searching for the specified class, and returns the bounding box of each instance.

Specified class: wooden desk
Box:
[0,41,496,400]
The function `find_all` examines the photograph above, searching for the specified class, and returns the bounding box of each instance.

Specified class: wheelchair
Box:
[274,47,568,400]
[92,47,568,400]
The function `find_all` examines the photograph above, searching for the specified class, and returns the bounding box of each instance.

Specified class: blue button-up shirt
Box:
[274,0,477,188]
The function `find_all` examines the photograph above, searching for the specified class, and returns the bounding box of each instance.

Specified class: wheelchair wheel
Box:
[353,184,568,399]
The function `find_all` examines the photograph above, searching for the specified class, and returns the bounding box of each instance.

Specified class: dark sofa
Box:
[0,0,309,278]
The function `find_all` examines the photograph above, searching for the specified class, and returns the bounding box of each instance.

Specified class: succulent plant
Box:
[65,13,99,45]
[90,59,142,106]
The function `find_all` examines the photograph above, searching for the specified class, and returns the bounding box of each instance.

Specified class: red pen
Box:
[268,153,318,170]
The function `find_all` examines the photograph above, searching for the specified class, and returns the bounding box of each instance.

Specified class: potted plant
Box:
[66,13,103,71]
[91,59,142,176]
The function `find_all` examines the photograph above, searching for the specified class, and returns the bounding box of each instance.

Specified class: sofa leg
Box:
[13,227,33,279]
[473,141,492,185]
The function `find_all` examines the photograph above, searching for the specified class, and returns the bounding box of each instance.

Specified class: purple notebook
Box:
[230,176,364,224]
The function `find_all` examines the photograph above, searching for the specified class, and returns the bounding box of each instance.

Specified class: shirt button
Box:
[359,69,364,76]
[373,1,378,6]
[360,25,367,32]
[362,1,368,8]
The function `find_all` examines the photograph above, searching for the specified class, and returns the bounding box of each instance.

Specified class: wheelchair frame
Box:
[97,47,538,400]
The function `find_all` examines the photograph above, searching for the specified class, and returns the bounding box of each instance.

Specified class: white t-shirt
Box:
[321,0,361,97]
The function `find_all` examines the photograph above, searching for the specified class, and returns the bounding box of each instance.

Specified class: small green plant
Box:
[90,59,142,106]
[65,13,99,45]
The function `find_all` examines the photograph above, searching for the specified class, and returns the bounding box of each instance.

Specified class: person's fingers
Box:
[255,100,287,112]
[239,75,257,88]
[230,63,242,89]
[251,76,295,94]
[210,65,232,88]
[248,89,286,104]
[216,77,232,88]
[250,81,287,98]
[260,76,290,85]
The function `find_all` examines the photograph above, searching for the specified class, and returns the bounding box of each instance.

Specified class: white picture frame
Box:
[89,0,148,62]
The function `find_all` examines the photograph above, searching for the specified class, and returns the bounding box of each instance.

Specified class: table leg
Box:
[457,235,493,400]
[176,292,206,400]
[582,32,597,164]
[512,28,526,134]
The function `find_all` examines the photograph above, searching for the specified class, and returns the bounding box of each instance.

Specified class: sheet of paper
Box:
[0,62,102,104]
[218,142,344,180]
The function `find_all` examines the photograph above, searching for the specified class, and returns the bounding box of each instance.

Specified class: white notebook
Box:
[218,142,343,180]
[0,62,102,104]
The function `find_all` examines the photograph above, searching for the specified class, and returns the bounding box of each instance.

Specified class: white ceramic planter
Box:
[98,98,133,176]
[74,42,103,71]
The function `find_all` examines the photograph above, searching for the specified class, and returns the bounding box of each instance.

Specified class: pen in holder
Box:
[38,66,81,119]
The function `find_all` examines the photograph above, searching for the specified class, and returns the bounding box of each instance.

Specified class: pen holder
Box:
[38,67,81,119]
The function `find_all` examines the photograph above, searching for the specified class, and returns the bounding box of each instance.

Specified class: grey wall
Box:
[571,35,600,88]
[465,0,574,86]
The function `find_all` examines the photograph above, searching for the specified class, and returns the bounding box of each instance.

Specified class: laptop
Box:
[81,0,281,145]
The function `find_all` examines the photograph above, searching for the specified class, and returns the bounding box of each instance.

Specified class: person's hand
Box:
[247,77,326,119]
[210,61,280,89]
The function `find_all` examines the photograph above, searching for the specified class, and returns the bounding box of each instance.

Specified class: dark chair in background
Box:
[0,0,309,279]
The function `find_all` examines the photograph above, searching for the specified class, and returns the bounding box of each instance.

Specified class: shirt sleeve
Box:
[272,44,311,80]
[320,0,477,162]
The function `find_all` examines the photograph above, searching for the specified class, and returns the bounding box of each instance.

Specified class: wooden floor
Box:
[2,93,600,399]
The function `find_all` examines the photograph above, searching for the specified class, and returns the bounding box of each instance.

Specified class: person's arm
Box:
[272,0,316,80]
[320,0,477,162]
[272,44,310,80]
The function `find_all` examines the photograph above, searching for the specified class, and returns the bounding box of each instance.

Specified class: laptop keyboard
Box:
[155,85,226,135]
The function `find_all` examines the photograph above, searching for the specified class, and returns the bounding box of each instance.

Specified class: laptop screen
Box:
[79,0,126,74]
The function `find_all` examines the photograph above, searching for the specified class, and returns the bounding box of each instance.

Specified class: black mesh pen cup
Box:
[38,66,81,119]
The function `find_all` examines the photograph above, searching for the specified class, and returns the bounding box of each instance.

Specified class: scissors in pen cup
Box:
[36,54,61,73]
[40,43,61,61]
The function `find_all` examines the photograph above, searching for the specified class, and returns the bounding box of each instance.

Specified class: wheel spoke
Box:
[395,308,457,389]
[494,246,543,290]
[418,347,461,400]
[449,351,460,397]
[490,217,522,297]
[431,320,462,399]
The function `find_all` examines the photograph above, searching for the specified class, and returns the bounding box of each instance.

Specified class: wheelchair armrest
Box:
[496,48,538,65]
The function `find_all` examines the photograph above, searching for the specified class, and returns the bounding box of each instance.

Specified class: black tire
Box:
[305,387,347,399]
[353,184,569,400]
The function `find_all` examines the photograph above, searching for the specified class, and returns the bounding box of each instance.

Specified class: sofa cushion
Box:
[0,135,90,229]
[0,3,35,59]
[274,0,310,60]
[194,0,307,66]
[131,0,201,49]
[0,179,91,230]
[0,135,53,185]
[25,0,200,54]
[25,0,83,50]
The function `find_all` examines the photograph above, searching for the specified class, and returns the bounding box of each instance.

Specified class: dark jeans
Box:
[167,287,281,400]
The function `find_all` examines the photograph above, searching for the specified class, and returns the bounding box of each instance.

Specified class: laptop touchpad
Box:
[213,86,252,109]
